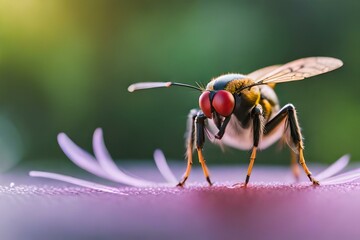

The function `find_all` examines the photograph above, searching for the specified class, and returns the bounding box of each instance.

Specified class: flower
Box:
[29,128,177,194]
[30,128,360,194]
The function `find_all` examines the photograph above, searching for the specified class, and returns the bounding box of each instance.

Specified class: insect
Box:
[128,57,343,187]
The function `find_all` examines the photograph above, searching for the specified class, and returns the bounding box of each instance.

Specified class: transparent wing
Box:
[246,65,281,81]
[254,57,343,84]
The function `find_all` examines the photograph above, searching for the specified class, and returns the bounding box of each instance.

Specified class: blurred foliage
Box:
[0,0,359,166]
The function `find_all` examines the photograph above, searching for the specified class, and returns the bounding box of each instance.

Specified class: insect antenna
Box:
[128,82,203,92]
[195,81,206,90]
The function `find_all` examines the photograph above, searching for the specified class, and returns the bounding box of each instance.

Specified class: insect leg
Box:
[195,112,213,186]
[244,105,264,187]
[290,149,300,181]
[265,104,319,185]
[177,109,198,187]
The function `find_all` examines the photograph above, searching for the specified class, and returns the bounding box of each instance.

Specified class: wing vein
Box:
[254,57,343,84]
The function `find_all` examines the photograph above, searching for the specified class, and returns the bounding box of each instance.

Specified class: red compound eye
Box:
[212,90,235,117]
[199,91,212,118]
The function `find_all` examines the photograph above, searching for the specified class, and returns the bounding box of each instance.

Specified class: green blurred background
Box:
[0,0,359,170]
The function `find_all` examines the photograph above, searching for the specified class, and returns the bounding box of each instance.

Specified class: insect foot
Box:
[176,179,187,187]
[229,182,248,189]
[311,178,320,185]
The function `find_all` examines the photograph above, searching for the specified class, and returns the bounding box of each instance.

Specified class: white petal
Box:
[57,133,110,179]
[315,155,350,181]
[92,128,156,187]
[320,169,360,185]
[153,149,178,184]
[29,171,126,195]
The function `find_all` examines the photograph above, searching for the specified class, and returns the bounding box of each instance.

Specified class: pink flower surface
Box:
[1,177,360,239]
[0,128,357,239]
